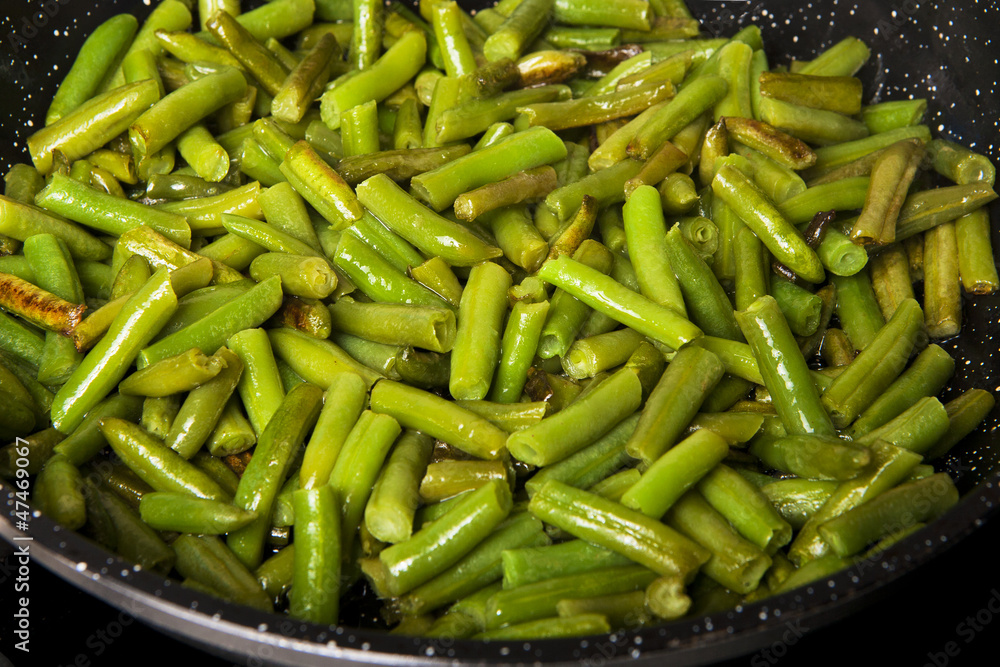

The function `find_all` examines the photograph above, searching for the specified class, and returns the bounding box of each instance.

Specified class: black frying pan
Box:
[1,1,999,664]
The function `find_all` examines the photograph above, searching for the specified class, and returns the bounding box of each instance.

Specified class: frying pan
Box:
[1,0,999,664]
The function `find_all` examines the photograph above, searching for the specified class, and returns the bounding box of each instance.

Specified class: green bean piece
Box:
[430,1,476,77]
[119,347,224,398]
[522,412,637,498]
[393,98,424,151]
[23,233,85,384]
[49,393,140,467]
[537,254,703,351]
[529,480,710,581]
[0,195,111,262]
[807,125,931,177]
[35,173,191,249]
[227,327,286,437]
[822,298,924,429]
[205,11,287,97]
[849,344,954,438]
[770,278,822,338]
[228,383,323,568]
[322,30,427,128]
[508,367,641,467]
[868,244,915,321]
[46,14,138,123]
[758,96,869,146]
[501,539,631,591]
[349,0,383,70]
[818,473,958,558]
[454,167,558,223]
[625,345,725,465]
[413,126,567,211]
[626,76,726,161]
[895,183,998,242]
[665,226,745,341]
[280,141,364,229]
[28,80,160,175]
[621,429,729,519]
[33,454,86,530]
[138,275,282,368]
[356,174,501,267]
[375,479,513,597]
[543,26,620,49]
[474,614,610,640]
[518,81,675,133]
[270,327,384,389]
[561,328,645,380]
[370,379,508,460]
[338,145,473,186]
[129,67,247,159]
[164,348,242,458]
[794,36,870,76]
[0,310,45,369]
[138,491,256,534]
[488,300,550,403]
[420,461,510,503]
[173,534,273,611]
[299,372,368,490]
[448,261,511,401]
[732,226,769,314]
[0,356,49,428]
[340,100,380,158]
[713,165,825,284]
[271,33,338,124]
[694,464,791,553]
[99,417,228,501]
[735,295,836,437]
[758,478,837,531]
[138,398,178,453]
[328,298,455,354]
[328,410,401,557]
[50,269,177,433]
[483,0,553,62]
[758,71,862,115]
[926,138,996,186]
[850,140,923,246]
[397,513,549,617]
[666,491,771,594]
[409,257,465,310]
[925,389,997,460]
[481,206,549,273]
[175,124,229,183]
[859,98,927,134]
[776,178,870,226]
[622,185,686,316]
[155,29,244,70]
[365,431,434,544]
[722,116,816,172]
[751,433,872,480]
[553,0,650,30]
[954,208,999,294]
[712,41,753,120]
[287,485,341,624]
[454,400,548,434]
[84,480,175,575]
[248,253,338,301]
[828,270,884,352]
[923,221,963,340]
[486,563,653,631]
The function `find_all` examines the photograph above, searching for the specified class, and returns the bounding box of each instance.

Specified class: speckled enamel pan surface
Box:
[1,0,999,665]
